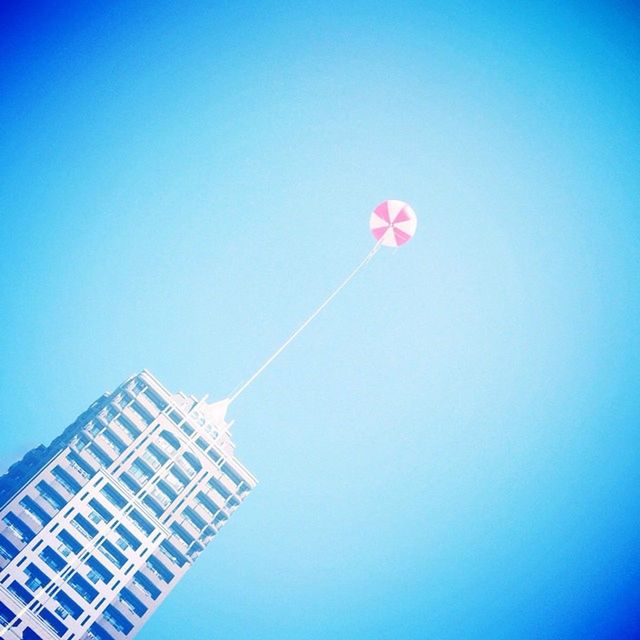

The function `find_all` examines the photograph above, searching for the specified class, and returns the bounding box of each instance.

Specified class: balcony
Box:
[48,468,81,498]
[148,488,171,509]
[95,433,122,460]
[12,506,45,534]
[94,615,129,640]
[168,532,189,555]
[154,438,176,458]
[0,524,26,552]
[140,450,161,471]
[192,502,217,525]
[123,405,151,432]
[66,453,95,482]
[108,419,134,446]
[127,463,151,486]
[163,474,185,495]
[173,458,196,480]
[83,446,109,472]
[216,473,237,495]
[178,516,201,540]
[126,583,156,615]
[131,567,164,601]
[64,458,91,486]
[134,392,161,419]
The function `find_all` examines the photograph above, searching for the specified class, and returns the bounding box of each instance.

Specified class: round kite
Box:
[228,199,418,402]
[369,200,417,247]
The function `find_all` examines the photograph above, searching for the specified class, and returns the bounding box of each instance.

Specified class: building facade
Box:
[0,371,256,640]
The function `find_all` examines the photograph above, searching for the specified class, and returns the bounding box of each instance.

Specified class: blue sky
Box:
[1,1,639,638]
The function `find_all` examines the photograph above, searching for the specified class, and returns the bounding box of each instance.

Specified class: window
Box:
[159,541,187,568]
[53,590,83,620]
[24,563,50,591]
[196,491,220,519]
[89,498,113,524]
[100,540,127,568]
[36,481,66,510]
[155,480,177,503]
[120,473,141,494]
[115,524,141,551]
[208,477,231,500]
[57,529,82,557]
[182,506,206,531]
[144,388,168,412]
[166,468,187,494]
[133,571,160,600]
[130,459,153,483]
[71,514,98,539]
[73,432,91,451]
[40,546,67,572]
[146,556,174,583]
[213,511,228,527]
[146,443,168,466]
[113,392,129,410]
[87,442,114,468]
[8,580,32,604]
[86,420,102,436]
[0,534,19,561]
[103,605,133,635]
[180,422,195,437]
[38,608,67,637]
[172,462,190,484]
[2,512,35,543]
[67,451,96,479]
[101,484,126,509]
[0,601,16,626]
[102,428,126,455]
[87,621,116,640]
[118,587,147,617]
[170,523,194,547]
[200,525,216,541]
[142,495,164,517]
[68,573,98,602]
[206,447,221,463]
[158,430,180,452]
[19,495,51,527]
[128,509,153,536]
[221,463,243,487]
[100,406,117,423]
[51,465,82,494]
[116,415,141,440]
[86,556,113,584]
[187,540,204,558]
[130,401,154,426]
[149,489,170,510]
[182,451,202,476]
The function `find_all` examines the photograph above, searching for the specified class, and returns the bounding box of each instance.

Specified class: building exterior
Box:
[0,371,256,640]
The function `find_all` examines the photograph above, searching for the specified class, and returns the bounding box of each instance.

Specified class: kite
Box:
[370,199,418,247]
[227,200,417,404]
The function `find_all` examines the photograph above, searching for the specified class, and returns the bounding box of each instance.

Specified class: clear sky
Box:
[1,1,639,638]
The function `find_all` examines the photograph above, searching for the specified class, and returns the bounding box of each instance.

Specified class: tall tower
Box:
[0,371,256,640]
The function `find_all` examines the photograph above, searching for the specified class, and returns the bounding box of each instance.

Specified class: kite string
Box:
[228,240,383,404]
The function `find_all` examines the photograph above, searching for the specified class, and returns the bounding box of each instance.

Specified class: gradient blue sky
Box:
[1,2,640,638]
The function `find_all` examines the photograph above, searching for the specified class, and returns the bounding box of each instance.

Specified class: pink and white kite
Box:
[369,199,418,247]
[228,200,418,403]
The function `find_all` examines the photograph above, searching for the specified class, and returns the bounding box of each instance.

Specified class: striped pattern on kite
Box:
[369,199,418,247]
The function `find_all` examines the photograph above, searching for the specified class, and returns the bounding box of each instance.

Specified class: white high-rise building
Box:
[0,371,256,640]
